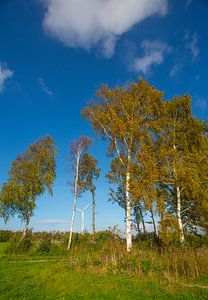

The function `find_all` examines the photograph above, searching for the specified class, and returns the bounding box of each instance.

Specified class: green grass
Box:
[0,261,208,299]
[0,243,8,255]
[1,237,208,299]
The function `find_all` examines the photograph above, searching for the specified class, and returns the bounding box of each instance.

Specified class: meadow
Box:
[0,232,208,299]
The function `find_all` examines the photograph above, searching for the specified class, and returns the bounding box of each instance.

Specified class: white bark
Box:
[81,211,84,235]
[173,138,185,244]
[92,191,96,241]
[126,150,132,252]
[67,151,80,250]
[176,186,185,243]
[20,215,30,241]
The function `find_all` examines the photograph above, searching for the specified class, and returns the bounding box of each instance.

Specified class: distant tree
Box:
[0,136,56,240]
[78,153,100,241]
[67,136,92,250]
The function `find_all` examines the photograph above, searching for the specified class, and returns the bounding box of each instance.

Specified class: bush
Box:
[33,239,51,255]
[158,214,181,245]
[5,235,33,254]
[185,233,208,248]
[0,230,12,242]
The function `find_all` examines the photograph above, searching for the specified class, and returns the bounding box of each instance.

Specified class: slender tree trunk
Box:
[67,152,80,250]
[81,211,84,235]
[92,190,96,241]
[134,206,141,234]
[138,205,146,235]
[176,186,185,243]
[67,192,77,250]
[173,139,185,244]
[20,215,30,241]
[150,208,157,236]
[126,150,132,252]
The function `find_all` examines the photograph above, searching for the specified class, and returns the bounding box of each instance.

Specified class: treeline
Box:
[0,79,207,252]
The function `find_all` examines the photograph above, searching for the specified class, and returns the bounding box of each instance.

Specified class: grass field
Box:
[0,242,8,255]
[0,236,208,299]
[0,260,208,299]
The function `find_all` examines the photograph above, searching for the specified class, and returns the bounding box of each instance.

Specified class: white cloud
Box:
[195,97,208,110]
[169,32,199,78]
[132,40,172,74]
[38,77,53,96]
[34,219,69,225]
[185,32,199,61]
[0,62,14,93]
[170,63,182,77]
[42,0,168,57]
[186,0,192,7]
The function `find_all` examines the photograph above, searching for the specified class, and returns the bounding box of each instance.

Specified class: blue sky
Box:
[0,0,207,233]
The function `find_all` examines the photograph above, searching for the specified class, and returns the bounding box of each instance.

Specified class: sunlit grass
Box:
[0,261,208,299]
[0,233,208,299]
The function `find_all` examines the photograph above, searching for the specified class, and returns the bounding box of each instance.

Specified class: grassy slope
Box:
[0,261,208,299]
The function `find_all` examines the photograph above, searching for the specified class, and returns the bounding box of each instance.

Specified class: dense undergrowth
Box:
[1,230,208,284]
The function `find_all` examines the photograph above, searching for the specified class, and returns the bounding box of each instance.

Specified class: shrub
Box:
[0,230,12,242]
[158,214,181,245]
[33,239,51,255]
[185,233,208,248]
[5,235,33,254]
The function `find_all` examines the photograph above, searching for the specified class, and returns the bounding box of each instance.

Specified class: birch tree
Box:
[130,139,160,236]
[78,153,100,241]
[155,96,208,243]
[0,136,56,240]
[177,118,208,233]
[107,159,148,236]
[83,79,163,252]
[67,136,92,250]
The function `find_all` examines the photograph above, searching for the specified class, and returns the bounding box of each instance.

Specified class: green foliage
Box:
[33,239,51,255]
[0,136,57,237]
[158,214,181,245]
[0,230,11,242]
[78,153,100,193]
[185,234,208,248]
[155,96,208,239]
[5,234,33,254]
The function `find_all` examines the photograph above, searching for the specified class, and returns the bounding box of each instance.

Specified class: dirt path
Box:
[1,258,69,264]
[181,284,208,289]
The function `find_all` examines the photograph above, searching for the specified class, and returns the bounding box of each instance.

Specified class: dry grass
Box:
[62,238,208,284]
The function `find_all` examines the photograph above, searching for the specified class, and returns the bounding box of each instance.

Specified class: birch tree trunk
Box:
[138,205,146,235]
[81,211,84,235]
[150,208,157,236]
[134,206,141,235]
[176,186,185,243]
[92,190,96,241]
[67,152,80,250]
[173,138,185,244]
[20,214,30,241]
[126,151,132,252]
